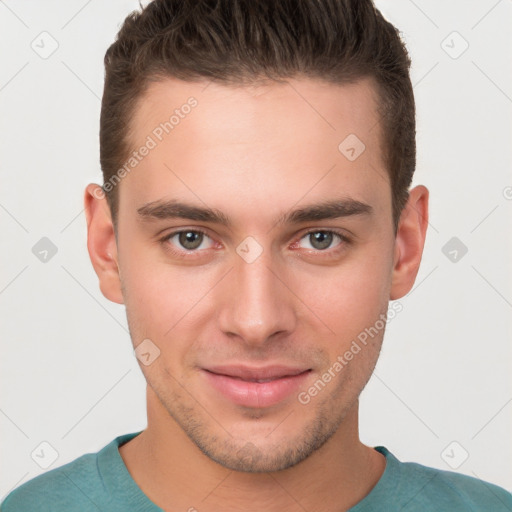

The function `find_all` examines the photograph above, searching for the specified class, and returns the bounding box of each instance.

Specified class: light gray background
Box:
[1,0,511,499]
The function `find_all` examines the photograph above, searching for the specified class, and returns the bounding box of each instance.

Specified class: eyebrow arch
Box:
[136,198,373,226]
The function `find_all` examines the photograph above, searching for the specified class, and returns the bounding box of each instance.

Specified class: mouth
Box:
[201,365,312,408]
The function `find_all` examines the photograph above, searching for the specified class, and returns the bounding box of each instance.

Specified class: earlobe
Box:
[84,184,124,304]
[389,185,429,300]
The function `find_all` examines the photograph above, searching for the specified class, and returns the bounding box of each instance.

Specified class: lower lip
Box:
[203,370,311,408]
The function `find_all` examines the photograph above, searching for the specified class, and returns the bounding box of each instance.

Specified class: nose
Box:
[217,245,297,348]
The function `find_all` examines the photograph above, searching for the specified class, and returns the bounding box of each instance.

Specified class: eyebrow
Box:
[136,197,373,226]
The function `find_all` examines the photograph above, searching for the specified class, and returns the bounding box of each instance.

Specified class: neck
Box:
[119,387,386,512]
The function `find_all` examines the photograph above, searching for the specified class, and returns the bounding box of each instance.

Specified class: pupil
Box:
[311,231,332,250]
[179,231,202,250]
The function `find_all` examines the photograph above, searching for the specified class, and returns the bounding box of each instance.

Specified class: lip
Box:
[202,365,312,408]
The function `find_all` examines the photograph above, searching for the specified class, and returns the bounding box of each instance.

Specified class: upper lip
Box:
[203,364,311,381]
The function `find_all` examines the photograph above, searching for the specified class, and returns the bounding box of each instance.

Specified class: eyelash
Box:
[289,230,352,257]
[159,228,352,259]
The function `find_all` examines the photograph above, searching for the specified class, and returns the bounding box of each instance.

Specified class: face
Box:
[89,76,421,473]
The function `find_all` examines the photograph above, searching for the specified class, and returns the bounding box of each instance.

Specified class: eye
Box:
[297,230,348,251]
[162,229,215,252]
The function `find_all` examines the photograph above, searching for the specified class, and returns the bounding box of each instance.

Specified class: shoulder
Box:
[380,447,512,511]
[1,452,102,512]
[0,433,141,512]
[408,464,512,510]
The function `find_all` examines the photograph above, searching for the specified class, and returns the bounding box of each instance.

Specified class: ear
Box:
[390,185,429,300]
[84,184,124,304]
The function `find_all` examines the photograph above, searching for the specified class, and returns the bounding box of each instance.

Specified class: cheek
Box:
[118,238,219,343]
[119,225,394,346]
[295,249,392,338]
[118,238,174,334]
[122,268,189,339]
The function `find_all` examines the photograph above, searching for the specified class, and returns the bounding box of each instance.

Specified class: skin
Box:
[85,76,428,512]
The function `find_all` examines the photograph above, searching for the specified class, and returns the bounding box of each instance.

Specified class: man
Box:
[2,0,511,510]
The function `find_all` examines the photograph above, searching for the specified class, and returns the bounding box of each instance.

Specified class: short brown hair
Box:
[100,0,415,233]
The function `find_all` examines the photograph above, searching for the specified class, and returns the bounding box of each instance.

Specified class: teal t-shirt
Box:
[2,431,511,511]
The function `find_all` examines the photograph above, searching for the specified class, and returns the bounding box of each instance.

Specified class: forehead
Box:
[132,76,381,149]
[121,76,390,226]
